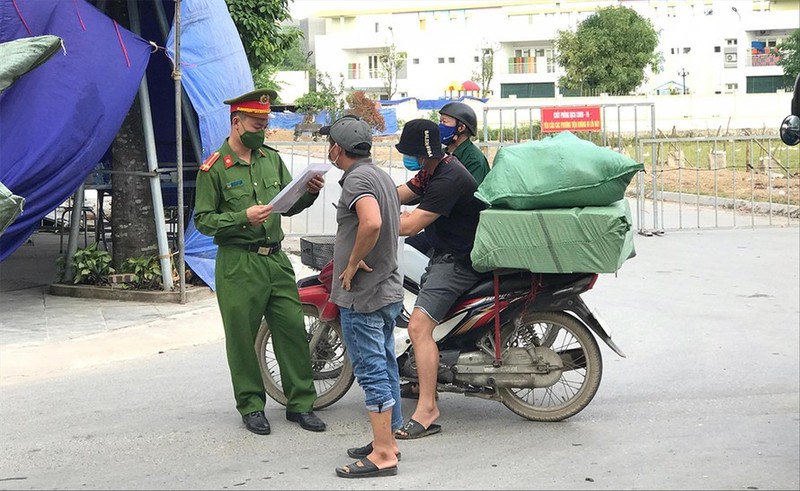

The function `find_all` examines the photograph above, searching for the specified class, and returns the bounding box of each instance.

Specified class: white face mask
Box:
[328,144,342,168]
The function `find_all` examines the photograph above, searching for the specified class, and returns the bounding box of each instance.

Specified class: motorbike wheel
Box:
[256,304,355,410]
[497,311,602,422]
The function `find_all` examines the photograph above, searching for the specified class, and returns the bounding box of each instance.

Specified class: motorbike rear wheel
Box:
[497,311,602,422]
[256,304,355,410]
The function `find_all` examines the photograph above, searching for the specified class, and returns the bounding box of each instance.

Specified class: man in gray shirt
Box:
[321,115,404,479]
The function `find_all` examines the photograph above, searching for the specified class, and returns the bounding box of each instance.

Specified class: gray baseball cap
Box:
[319,115,372,156]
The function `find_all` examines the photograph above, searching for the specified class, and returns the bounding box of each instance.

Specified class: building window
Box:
[375,22,379,33]
[413,58,420,64]
[448,57,455,63]
[347,63,361,79]
[725,38,738,46]
[714,46,721,53]
[438,57,445,64]
[546,49,555,73]
[683,47,691,54]
[474,56,479,62]
[509,49,535,74]
[368,55,379,78]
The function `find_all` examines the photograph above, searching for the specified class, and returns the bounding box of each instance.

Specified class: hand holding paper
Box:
[269,162,332,213]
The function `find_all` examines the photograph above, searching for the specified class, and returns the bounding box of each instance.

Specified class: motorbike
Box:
[256,242,625,422]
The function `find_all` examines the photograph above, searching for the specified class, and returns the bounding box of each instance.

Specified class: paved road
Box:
[1,225,798,490]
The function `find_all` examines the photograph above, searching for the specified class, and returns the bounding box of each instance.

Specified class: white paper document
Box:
[268,162,332,213]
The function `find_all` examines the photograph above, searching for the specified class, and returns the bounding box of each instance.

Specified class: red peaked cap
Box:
[223,88,277,119]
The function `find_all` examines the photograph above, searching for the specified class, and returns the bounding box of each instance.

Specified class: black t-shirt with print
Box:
[406,155,486,258]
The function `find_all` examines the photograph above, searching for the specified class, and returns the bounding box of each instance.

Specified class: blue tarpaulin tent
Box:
[0,0,253,292]
[165,0,253,290]
[0,0,151,260]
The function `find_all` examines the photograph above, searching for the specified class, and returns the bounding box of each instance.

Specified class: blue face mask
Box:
[402,155,422,171]
[438,123,457,145]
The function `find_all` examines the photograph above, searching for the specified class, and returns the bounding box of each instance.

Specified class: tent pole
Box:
[128,0,173,291]
[174,0,186,303]
[153,1,203,165]
[63,184,85,282]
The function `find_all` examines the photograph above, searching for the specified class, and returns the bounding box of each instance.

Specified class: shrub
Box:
[346,91,385,132]
[120,255,162,290]
[56,242,114,285]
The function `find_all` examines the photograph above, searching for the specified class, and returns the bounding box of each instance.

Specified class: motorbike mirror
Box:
[780,114,800,146]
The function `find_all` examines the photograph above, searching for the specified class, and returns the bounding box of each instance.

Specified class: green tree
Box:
[379,43,406,99]
[294,71,347,122]
[472,45,498,97]
[554,6,662,95]
[777,29,800,88]
[225,0,301,73]
[279,36,314,71]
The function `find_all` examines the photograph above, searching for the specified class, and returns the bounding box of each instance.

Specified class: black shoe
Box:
[347,441,402,461]
[286,411,326,432]
[242,411,271,435]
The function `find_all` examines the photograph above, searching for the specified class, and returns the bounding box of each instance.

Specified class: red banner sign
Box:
[540,106,602,133]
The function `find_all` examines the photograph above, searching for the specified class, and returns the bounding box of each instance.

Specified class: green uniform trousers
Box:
[215,245,317,415]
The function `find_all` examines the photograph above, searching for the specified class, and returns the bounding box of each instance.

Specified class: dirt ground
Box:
[268,129,799,204]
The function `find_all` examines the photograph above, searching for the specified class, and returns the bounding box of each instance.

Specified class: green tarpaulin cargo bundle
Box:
[471,131,642,274]
[470,199,636,274]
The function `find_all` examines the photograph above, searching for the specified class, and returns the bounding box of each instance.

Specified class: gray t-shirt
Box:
[330,159,403,313]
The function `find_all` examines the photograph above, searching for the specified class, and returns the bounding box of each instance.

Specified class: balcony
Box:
[346,63,381,80]
[508,57,536,74]
[750,53,782,67]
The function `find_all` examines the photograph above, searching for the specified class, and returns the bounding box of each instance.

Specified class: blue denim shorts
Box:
[339,301,404,431]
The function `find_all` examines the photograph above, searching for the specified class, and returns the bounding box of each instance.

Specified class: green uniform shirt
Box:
[452,138,490,185]
[194,140,318,245]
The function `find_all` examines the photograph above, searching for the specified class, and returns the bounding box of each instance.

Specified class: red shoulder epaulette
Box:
[199,151,220,171]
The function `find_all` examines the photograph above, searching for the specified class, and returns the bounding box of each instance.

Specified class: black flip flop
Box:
[394,419,442,440]
[335,457,398,478]
[347,442,401,461]
[400,383,438,400]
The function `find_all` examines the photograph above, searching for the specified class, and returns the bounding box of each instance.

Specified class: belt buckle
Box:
[256,246,272,256]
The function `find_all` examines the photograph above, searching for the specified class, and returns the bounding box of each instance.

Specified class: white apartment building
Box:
[300,0,798,101]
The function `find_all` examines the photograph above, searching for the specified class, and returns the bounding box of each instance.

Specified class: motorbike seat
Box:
[458,270,597,301]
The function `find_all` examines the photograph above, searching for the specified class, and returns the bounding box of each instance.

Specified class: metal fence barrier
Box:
[269,130,799,239]
[635,135,799,234]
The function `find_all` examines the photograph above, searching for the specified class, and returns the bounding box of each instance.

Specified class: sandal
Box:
[347,442,401,461]
[394,419,442,440]
[335,457,397,478]
[400,383,438,400]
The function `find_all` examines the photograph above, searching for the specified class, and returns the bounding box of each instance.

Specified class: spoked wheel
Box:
[256,304,354,410]
[497,311,602,422]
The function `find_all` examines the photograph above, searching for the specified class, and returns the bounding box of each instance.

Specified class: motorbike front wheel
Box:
[256,304,355,410]
[497,311,602,422]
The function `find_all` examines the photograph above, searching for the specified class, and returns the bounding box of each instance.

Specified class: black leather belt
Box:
[234,243,281,256]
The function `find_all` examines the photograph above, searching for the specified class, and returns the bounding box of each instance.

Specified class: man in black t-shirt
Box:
[394,119,486,440]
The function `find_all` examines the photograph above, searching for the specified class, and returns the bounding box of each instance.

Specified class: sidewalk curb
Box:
[0,304,223,386]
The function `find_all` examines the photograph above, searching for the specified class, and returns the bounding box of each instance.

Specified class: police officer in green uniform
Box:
[194,88,327,435]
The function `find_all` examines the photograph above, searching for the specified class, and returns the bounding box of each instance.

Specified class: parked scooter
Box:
[257,242,625,421]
